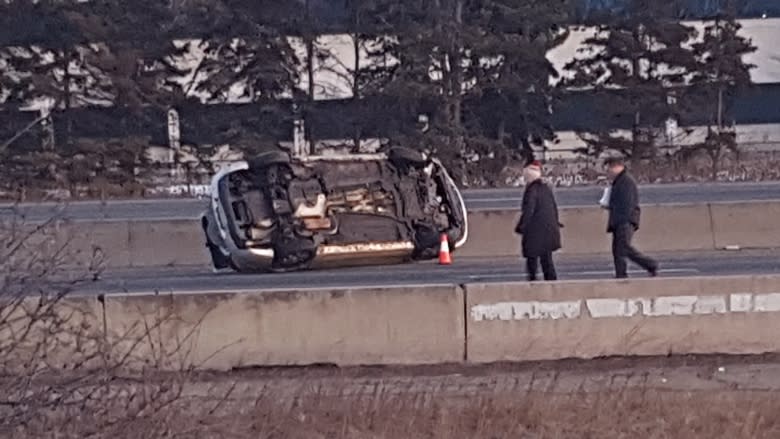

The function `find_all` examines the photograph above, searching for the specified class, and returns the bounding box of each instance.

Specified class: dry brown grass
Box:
[169,387,780,438]
[148,355,780,438]
[5,366,778,438]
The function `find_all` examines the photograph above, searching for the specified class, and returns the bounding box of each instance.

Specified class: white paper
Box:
[599,187,611,208]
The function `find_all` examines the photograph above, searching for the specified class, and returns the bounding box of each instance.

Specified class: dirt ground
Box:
[164,354,780,438]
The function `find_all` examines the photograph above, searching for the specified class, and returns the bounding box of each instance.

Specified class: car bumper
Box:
[229,240,417,272]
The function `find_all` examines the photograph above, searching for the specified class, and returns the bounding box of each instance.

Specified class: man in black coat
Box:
[515,161,562,281]
[605,157,659,279]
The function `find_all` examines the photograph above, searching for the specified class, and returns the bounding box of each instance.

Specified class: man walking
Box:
[605,157,658,279]
[515,161,562,281]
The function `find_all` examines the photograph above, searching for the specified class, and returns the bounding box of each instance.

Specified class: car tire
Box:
[207,243,233,270]
[389,147,427,169]
[248,150,291,170]
[411,223,442,260]
[272,237,317,272]
[202,217,232,270]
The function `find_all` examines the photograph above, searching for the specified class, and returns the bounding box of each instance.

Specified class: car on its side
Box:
[201,147,468,273]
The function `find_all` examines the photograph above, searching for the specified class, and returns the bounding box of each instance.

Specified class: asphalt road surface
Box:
[3,181,780,222]
[74,250,780,296]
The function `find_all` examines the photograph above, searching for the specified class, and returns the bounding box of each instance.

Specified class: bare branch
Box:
[0,113,49,154]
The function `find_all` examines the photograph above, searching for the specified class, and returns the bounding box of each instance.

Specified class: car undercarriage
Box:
[209,148,467,272]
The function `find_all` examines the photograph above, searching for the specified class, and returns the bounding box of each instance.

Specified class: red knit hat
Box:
[526,160,542,170]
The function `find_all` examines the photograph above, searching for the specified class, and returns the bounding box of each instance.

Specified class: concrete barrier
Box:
[49,219,207,269]
[459,207,614,257]
[459,210,521,258]
[465,275,780,363]
[558,207,611,254]
[15,274,780,371]
[630,203,715,253]
[0,295,103,370]
[101,285,465,371]
[461,203,715,257]
[40,200,780,270]
[710,201,780,249]
[127,219,206,267]
[55,220,133,268]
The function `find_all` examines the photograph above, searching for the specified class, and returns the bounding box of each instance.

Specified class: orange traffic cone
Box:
[439,233,452,265]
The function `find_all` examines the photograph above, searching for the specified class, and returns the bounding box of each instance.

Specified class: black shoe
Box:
[649,264,659,277]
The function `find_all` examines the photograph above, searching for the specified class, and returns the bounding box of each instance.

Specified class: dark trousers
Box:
[526,253,557,281]
[611,223,657,278]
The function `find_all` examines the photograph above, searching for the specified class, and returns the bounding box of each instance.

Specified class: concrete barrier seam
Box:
[706,203,718,250]
[461,283,468,362]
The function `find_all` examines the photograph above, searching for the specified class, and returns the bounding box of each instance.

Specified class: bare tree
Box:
[0,208,229,438]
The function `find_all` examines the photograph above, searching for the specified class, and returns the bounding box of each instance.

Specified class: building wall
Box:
[543,123,780,160]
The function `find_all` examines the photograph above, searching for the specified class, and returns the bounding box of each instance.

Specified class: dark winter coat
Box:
[515,180,562,258]
[607,170,641,233]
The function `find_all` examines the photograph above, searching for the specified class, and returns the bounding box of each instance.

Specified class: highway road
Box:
[75,249,780,296]
[3,181,780,222]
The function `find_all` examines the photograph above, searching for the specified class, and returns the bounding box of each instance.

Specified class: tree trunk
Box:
[432,0,448,125]
[632,110,641,162]
[709,147,721,181]
[717,84,724,130]
[306,40,316,155]
[630,27,642,161]
[352,31,360,99]
[351,25,361,152]
[62,50,73,149]
[305,0,316,155]
[0,114,49,154]
[306,39,315,101]
[497,117,506,144]
[450,0,463,128]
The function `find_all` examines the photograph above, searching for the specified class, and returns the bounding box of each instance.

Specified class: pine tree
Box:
[0,1,192,193]
[0,1,111,193]
[347,0,574,181]
[173,0,302,163]
[469,0,573,163]
[188,4,299,103]
[364,0,489,176]
[564,0,698,162]
[58,1,190,192]
[74,1,190,109]
[687,7,756,178]
[0,1,113,126]
[320,0,397,151]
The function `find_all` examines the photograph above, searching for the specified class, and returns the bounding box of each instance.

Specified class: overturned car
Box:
[201,148,468,273]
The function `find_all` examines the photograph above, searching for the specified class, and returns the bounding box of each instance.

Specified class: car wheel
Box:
[207,243,233,270]
[389,147,427,169]
[272,238,317,272]
[248,150,291,170]
[202,217,232,270]
[411,223,442,260]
